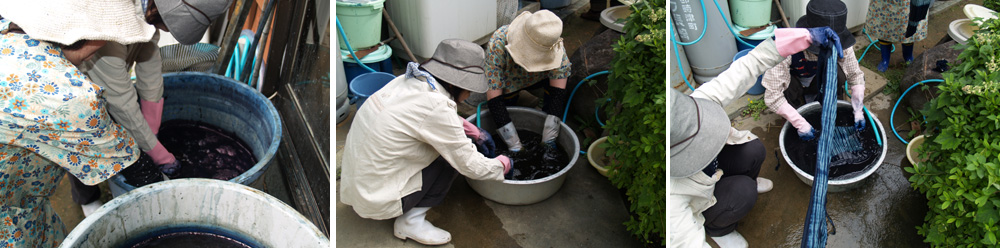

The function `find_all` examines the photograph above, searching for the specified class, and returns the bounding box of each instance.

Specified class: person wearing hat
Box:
[866,0,932,72]
[762,0,868,141]
[340,39,513,246]
[0,0,157,246]
[71,0,232,217]
[484,10,571,154]
[671,27,842,247]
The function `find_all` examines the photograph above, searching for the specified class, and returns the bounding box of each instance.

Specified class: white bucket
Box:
[62,179,329,247]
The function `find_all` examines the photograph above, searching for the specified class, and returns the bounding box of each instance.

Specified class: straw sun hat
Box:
[0,0,156,46]
[506,10,565,72]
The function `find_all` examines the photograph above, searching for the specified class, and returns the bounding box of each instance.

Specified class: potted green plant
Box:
[907,16,1000,246]
[603,0,666,245]
[587,136,611,177]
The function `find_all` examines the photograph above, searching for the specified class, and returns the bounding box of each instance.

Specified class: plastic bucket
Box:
[729,0,772,27]
[349,72,395,107]
[731,24,775,51]
[336,0,385,50]
[109,72,281,197]
[732,49,766,95]
[62,179,329,247]
[341,45,393,84]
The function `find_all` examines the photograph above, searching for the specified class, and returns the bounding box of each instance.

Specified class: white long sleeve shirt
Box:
[340,72,506,220]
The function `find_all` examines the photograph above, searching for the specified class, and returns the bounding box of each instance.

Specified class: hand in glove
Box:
[776,103,816,141]
[497,122,523,153]
[807,27,843,58]
[497,155,512,175]
[541,115,560,149]
[851,84,867,131]
[461,118,497,157]
[148,141,180,177]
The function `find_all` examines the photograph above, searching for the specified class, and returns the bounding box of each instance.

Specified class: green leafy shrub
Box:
[985,0,1000,12]
[907,16,1000,247]
[603,0,666,245]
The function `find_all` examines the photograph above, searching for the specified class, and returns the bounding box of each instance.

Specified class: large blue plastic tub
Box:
[109,72,282,196]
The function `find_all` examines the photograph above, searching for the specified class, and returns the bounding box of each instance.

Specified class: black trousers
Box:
[70,176,101,205]
[702,140,765,237]
[400,157,459,213]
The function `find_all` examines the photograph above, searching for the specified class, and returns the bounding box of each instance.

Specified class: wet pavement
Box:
[718,0,981,246]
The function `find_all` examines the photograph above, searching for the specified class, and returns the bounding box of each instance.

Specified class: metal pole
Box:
[382,8,418,63]
[213,0,254,75]
[241,0,277,82]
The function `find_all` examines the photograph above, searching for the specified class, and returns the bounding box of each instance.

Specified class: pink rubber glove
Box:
[140,98,164,135]
[460,117,480,139]
[774,28,812,57]
[496,155,512,175]
[851,84,867,130]
[148,141,180,176]
[776,103,815,140]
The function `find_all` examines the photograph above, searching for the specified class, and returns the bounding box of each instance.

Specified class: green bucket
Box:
[336,0,385,51]
[729,0,772,27]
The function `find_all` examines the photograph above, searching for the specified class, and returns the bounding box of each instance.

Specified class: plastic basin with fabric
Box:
[109,72,281,197]
[465,107,580,205]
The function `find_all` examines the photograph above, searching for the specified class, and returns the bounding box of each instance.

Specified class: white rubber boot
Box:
[757,177,773,194]
[394,207,451,245]
[711,230,748,248]
[80,200,103,217]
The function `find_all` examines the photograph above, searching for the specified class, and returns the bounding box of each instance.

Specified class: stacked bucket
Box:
[729,0,773,95]
[336,0,394,108]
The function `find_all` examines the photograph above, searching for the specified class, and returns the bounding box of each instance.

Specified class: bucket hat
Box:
[155,0,233,45]
[506,10,565,72]
[795,0,856,54]
[420,39,489,93]
[0,0,156,46]
[670,89,731,178]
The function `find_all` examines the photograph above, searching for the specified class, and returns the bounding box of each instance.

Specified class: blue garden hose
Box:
[890,79,943,144]
[564,71,610,121]
[336,17,376,73]
[857,27,896,63]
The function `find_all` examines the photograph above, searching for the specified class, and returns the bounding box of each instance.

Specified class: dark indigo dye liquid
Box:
[782,105,883,179]
[120,153,163,187]
[122,226,261,248]
[129,231,252,248]
[158,120,257,180]
[491,130,569,180]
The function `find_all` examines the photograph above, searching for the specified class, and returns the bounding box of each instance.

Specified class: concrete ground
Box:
[335,1,649,247]
[720,0,980,246]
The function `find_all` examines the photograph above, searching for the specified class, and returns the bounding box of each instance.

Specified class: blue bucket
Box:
[109,72,282,196]
[349,72,395,107]
[733,49,766,95]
